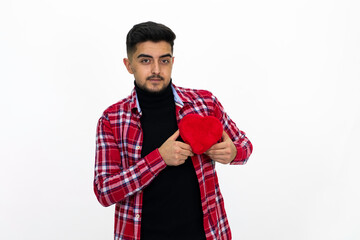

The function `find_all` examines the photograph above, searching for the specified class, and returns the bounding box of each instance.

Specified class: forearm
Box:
[212,94,253,164]
[94,148,166,207]
[93,115,167,207]
[230,132,253,165]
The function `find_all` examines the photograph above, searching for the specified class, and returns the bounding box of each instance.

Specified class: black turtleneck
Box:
[136,82,206,240]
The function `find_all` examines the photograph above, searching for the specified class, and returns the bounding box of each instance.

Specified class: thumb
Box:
[168,129,180,141]
[222,131,229,140]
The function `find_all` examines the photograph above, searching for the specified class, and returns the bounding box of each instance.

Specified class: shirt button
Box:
[135,214,140,219]
[136,146,141,150]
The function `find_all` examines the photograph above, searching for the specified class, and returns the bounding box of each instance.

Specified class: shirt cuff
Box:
[143,148,167,175]
[230,145,247,165]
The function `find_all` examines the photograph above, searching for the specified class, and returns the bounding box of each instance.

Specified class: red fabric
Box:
[179,114,223,154]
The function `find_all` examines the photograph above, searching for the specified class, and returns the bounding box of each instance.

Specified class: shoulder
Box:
[101,93,134,120]
[174,85,223,117]
[174,85,215,102]
[174,84,226,118]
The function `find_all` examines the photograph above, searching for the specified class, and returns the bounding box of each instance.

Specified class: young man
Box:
[94,21,253,240]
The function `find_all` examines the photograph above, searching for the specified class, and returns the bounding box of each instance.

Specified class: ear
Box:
[123,58,134,74]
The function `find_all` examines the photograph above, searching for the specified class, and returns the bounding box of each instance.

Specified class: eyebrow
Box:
[137,53,172,59]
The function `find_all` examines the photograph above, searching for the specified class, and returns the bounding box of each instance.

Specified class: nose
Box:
[151,61,160,75]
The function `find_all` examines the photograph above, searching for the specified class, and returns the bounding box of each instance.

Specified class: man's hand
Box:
[205,131,237,164]
[158,130,194,166]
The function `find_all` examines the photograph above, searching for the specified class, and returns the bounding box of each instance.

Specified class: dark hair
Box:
[126,21,176,57]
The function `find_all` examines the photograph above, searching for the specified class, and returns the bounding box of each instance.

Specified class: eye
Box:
[161,59,171,64]
[140,59,151,64]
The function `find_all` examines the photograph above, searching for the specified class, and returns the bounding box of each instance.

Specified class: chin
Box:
[147,87,165,93]
[147,83,168,92]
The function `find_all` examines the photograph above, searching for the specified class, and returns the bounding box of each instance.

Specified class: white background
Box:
[1,0,359,239]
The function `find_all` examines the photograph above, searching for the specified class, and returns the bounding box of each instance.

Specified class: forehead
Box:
[133,41,172,57]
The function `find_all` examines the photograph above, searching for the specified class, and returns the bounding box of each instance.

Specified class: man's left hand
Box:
[205,131,237,164]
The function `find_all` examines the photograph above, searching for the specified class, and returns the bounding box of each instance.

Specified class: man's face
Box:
[123,41,174,93]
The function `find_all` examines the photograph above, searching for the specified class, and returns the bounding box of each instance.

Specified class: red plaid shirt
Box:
[94,83,253,240]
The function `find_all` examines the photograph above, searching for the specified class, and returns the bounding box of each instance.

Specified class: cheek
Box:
[163,66,173,75]
[132,66,145,76]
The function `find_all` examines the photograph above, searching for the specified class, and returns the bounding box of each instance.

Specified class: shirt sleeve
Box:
[212,94,253,165]
[93,115,167,207]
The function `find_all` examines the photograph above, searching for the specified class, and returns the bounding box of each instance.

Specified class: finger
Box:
[207,142,227,151]
[222,131,229,140]
[180,149,194,157]
[173,142,193,156]
[168,130,180,141]
[209,153,231,162]
[207,148,229,156]
[177,159,187,165]
[175,144,193,157]
[177,141,193,152]
[176,152,190,162]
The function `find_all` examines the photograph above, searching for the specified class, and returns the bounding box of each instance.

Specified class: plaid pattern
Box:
[94,83,253,240]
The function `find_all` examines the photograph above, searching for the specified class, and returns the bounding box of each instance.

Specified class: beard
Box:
[135,77,171,95]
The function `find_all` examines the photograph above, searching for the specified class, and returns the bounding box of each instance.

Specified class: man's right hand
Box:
[158,130,194,166]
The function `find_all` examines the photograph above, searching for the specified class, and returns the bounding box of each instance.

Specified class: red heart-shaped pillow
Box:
[178,114,223,154]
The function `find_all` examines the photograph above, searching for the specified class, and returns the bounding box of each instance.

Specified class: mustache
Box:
[146,75,164,80]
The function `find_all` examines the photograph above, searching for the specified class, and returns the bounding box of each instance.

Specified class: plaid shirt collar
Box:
[129,82,192,114]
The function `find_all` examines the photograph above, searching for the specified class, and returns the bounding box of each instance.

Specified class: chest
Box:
[112,102,215,167]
